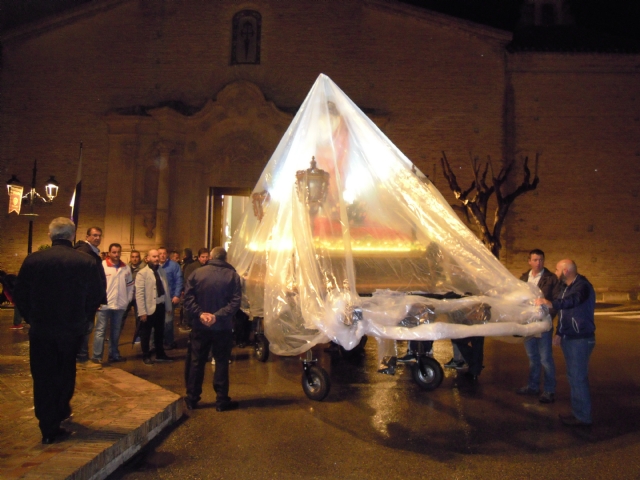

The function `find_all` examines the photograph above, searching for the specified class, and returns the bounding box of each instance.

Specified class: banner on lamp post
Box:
[8,185,23,214]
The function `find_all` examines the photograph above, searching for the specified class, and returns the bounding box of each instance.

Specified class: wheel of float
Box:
[255,335,269,362]
[302,365,331,401]
[411,356,444,391]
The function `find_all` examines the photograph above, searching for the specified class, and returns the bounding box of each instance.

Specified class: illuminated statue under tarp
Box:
[228,73,550,358]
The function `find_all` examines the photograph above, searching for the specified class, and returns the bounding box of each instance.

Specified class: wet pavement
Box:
[2,304,640,479]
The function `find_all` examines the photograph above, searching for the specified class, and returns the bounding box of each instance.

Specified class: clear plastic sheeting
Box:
[228,74,550,357]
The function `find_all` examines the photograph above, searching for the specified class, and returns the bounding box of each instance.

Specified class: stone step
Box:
[0,367,183,480]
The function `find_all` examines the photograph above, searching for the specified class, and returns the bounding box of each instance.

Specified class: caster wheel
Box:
[255,335,269,362]
[302,365,331,401]
[411,356,443,391]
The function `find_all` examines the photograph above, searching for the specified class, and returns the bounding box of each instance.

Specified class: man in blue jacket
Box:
[183,247,242,412]
[158,247,183,350]
[536,259,595,426]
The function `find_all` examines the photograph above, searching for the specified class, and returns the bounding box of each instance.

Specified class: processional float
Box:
[228,74,550,400]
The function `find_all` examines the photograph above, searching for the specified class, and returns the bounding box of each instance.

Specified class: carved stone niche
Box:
[104,80,292,252]
[188,81,292,190]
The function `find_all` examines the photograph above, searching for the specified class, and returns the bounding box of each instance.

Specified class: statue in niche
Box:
[143,213,156,238]
[231,10,261,65]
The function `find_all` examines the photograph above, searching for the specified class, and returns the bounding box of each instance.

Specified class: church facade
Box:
[1,0,639,297]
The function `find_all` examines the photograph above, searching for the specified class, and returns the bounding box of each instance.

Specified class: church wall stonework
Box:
[1,0,638,296]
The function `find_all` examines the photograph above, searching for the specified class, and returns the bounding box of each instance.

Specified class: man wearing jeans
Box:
[536,259,596,426]
[158,247,183,350]
[517,249,559,403]
[92,243,133,363]
[74,227,107,370]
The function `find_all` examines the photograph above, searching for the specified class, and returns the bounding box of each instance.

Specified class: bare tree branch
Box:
[439,152,540,258]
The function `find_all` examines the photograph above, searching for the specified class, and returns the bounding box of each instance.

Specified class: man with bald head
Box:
[135,249,174,365]
[536,259,596,426]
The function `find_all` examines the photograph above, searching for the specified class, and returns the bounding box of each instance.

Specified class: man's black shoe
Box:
[42,427,71,444]
[184,398,197,410]
[516,386,540,396]
[155,355,174,363]
[464,372,479,383]
[560,414,592,427]
[444,358,467,370]
[143,357,154,366]
[539,392,555,404]
[216,400,239,412]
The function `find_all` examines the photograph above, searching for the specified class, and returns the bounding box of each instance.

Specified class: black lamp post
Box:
[6,159,59,254]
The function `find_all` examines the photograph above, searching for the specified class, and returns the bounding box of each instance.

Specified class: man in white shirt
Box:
[136,249,174,365]
[92,243,133,363]
[516,249,559,403]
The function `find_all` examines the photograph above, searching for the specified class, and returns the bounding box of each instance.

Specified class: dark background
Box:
[1,0,639,41]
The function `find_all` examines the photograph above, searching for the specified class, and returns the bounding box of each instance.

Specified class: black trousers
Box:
[452,336,485,375]
[233,310,251,345]
[139,304,166,358]
[185,329,233,406]
[29,330,83,437]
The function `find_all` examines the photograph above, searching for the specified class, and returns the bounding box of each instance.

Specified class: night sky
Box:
[1,0,639,41]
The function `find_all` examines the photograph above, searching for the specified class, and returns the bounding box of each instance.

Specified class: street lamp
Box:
[6,159,59,254]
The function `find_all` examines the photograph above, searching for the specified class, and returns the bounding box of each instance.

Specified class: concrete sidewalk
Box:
[0,310,183,480]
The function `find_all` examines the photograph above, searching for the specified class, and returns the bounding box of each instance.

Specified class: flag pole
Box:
[70,142,83,244]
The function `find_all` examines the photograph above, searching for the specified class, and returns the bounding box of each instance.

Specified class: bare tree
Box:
[440,152,539,259]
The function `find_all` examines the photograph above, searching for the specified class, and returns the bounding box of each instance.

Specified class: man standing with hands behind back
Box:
[536,259,596,427]
[516,249,559,404]
[184,247,241,412]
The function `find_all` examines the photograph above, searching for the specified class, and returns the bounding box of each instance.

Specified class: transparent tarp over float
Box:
[228,74,550,357]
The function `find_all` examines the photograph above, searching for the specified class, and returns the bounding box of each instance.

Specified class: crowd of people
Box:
[9,218,243,444]
[3,218,597,444]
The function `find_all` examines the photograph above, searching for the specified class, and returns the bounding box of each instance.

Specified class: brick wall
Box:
[505,53,640,295]
[1,0,638,297]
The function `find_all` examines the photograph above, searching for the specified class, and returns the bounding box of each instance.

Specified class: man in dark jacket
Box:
[74,226,107,368]
[516,249,559,404]
[183,247,242,412]
[14,217,104,444]
[536,259,596,426]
